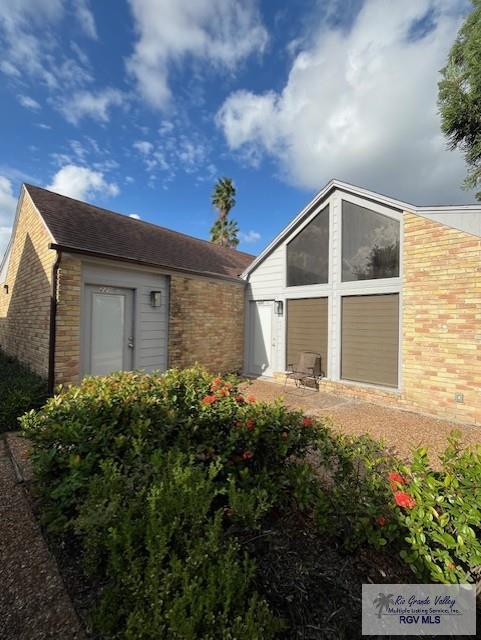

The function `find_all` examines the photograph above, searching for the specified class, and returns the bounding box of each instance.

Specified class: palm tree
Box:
[210,177,238,247]
[210,218,239,248]
[373,593,395,619]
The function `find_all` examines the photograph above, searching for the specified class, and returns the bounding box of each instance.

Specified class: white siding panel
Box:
[421,211,481,238]
[82,261,169,373]
[247,245,284,300]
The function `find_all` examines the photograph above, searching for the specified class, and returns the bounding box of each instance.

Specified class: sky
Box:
[0,0,475,258]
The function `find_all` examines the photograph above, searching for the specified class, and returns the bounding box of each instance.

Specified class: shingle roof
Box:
[25,184,254,280]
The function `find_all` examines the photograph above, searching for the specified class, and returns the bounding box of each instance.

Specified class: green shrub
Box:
[0,350,47,433]
[313,429,481,585]
[77,451,279,639]
[21,367,325,532]
[23,366,327,637]
[313,433,401,550]
[395,434,481,584]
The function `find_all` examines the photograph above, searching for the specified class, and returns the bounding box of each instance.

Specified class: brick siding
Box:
[54,255,82,386]
[0,192,54,377]
[168,275,245,373]
[402,212,481,424]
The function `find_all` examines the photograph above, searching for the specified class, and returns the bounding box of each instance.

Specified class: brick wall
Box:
[54,255,82,386]
[0,191,54,377]
[402,212,481,424]
[169,275,245,373]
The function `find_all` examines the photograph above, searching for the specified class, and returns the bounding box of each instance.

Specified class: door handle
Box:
[128,336,134,349]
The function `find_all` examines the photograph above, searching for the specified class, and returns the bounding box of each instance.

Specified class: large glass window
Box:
[286,205,329,286]
[341,294,399,387]
[342,201,399,282]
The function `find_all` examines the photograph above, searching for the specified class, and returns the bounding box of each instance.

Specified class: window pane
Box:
[342,201,399,281]
[341,294,399,387]
[287,205,329,286]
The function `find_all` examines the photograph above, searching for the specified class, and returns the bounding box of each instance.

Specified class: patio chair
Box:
[284,351,322,393]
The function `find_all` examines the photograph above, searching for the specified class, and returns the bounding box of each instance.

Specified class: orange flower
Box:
[302,417,313,427]
[376,515,387,527]
[394,491,416,509]
[242,450,253,460]
[247,395,256,403]
[388,471,406,485]
[211,377,222,391]
[246,419,255,431]
[234,395,245,403]
[202,395,217,405]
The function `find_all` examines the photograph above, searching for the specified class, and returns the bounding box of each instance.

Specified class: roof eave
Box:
[48,243,247,284]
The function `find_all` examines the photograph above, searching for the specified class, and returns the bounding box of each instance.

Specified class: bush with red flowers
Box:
[22,365,327,638]
[394,437,481,584]
[393,490,416,509]
[311,428,481,585]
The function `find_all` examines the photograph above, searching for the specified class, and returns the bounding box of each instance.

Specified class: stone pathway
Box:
[242,378,481,465]
[0,435,85,640]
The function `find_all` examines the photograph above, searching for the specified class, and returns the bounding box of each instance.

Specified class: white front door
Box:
[249,300,274,376]
[84,285,134,376]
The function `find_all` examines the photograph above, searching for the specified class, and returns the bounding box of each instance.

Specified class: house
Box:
[2,179,481,426]
[243,179,481,425]
[0,184,253,391]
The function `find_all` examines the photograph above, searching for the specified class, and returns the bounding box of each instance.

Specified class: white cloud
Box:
[217,0,474,204]
[240,230,261,244]
[0,60,20,77]
[56,88,124,124]
[36,123,52,130]
[0,1,65,87]
[0,176,18,256]
[158,120,174,135]
[129,213,141,219]
[0,1,98,119]
[132,127,218,183]
[74,0,97,39]
[47,164,119,200]
[133,140,154,155]
[126,0,268,108]
[17,95,41,110]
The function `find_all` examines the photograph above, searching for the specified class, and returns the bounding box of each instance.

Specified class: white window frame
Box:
[275,190,403,391]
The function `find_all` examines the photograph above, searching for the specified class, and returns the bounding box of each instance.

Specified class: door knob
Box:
[128,337,134,349]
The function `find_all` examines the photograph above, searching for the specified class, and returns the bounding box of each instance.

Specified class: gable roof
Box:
[242,178,481,278]
[24,184,254,281]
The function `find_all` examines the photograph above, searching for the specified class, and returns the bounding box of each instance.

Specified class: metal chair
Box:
[284,351,322,393]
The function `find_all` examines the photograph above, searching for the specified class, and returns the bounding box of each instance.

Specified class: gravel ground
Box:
[6,433,33,483]
[0,436,85,640]
[242,378,481,465]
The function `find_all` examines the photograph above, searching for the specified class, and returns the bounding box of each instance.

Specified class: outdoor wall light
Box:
[275,300,284,315]
[150,291,161,308]
[3,284,8,294]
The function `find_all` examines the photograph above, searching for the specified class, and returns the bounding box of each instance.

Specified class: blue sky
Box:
[0,0,473,257]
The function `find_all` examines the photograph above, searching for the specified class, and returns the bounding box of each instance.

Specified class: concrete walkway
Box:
[242,378,481,465]
[0,435,85,640]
